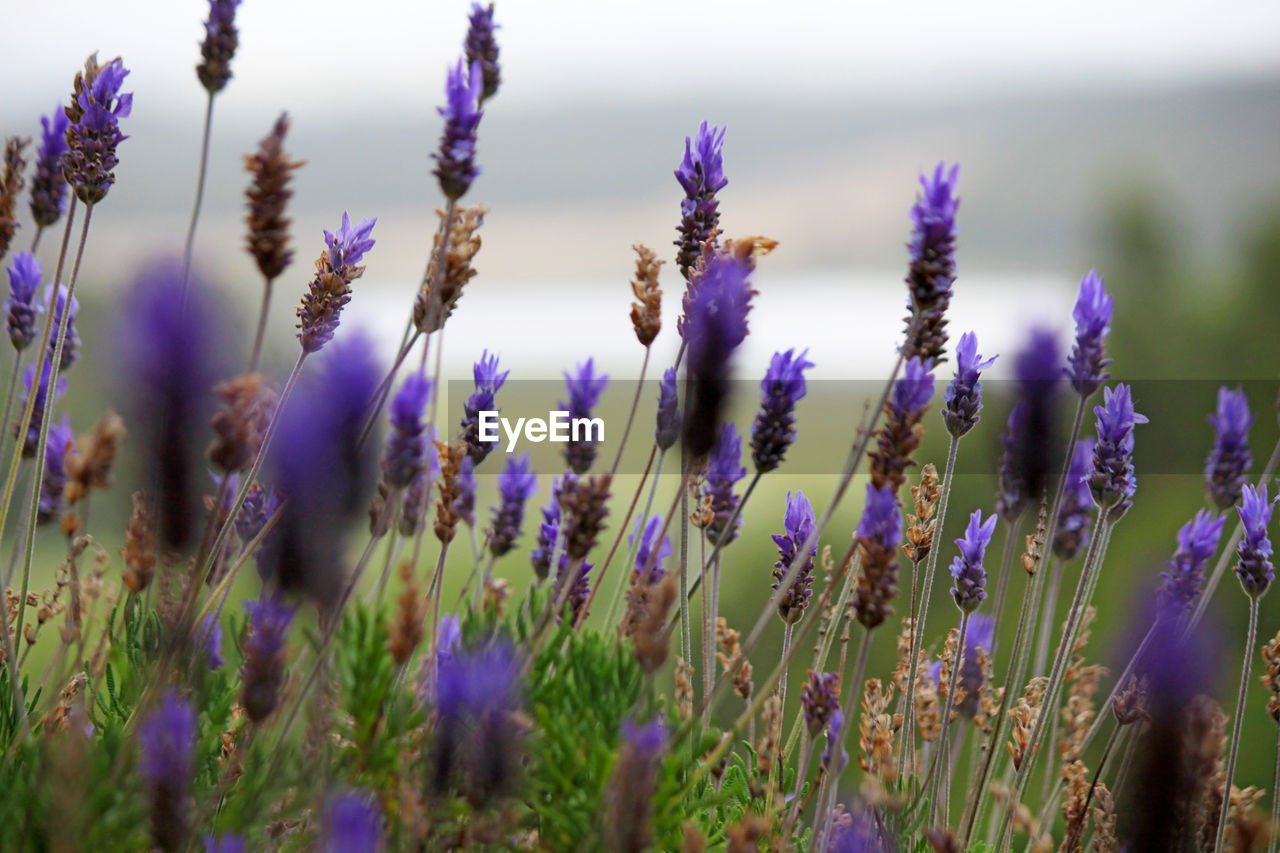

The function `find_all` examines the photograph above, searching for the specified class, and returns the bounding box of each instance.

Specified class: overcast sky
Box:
[5,0,1280,121]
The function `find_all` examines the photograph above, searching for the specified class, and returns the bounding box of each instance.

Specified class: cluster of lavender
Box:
[1,2,1278,852]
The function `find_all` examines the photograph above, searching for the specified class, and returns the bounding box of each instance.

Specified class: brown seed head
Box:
[433,439,467,543]
[0,136,29,261]
[63,411,126,508]
[632,574,677,674]
[121,491,156,594]
[244,113,303,281]
[413,205,486,334]
[209,374,276,473]
[388,560,425,666]
[628,243,664,347]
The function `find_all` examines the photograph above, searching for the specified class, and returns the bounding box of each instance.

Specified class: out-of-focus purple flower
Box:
[399,427,439,538]
[561,358,608,474]
[1158,509,1226,620]
[772,490,817,623]
[43,281,79,370]
[464,3,501,103]
[821,708,849,774]
[674,121,728,281]
[383,372,431,489]
[1065,270,1113,396]
[529,477,565,582]
[869,356,935,495]
[204,834,245,853]
[29,107,69,229]
[1204,386,1253,511]
[942,331,996,438]
[702,422,747,546]
[605,716,667,853]
[321,789,382,853]
[630,514,672,583]
[904,162,959,364]
[1007,327,1063,506]
[36,415,72,525]
[826,803,883,853]
[654,366,679,451]
[5,251,42,352]
[853,482,903,629]
[801,670,840,737]
[1235,483,1276,598]
[455,456,477,527]
[995,405,1027,522]
[949,509,997,613]
[1053,437,1096,560]
[683,254,753,458]
[196,0,241,94]
[62,54,132,205]
[488,453,537,557]
[1088,384,1148,510]
[751,348,814,473]
[240,596,295,723]
[433,58,484,200]
[235,483,281,568]
[138,690,196,852]
[955,614,994,718]
[461,350,508,464]
[202,614,224,670]
[16,359,67,459]
[297,212,377,354]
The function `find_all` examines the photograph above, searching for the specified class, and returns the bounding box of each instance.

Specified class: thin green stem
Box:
[0,351,25,469]
[928,610,969,824]
[814,629,873,852]
[604,448,666,632]
[1213,596,1259,853]
[989,512,1025,661]
[578,443,657,629]
[609,346,650,476]
[247,275,276,373]
[181,92,216,301]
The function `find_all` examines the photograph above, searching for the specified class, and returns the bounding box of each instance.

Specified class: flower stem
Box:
[0,351,25,468]
[578,444,657,630]
[814,628,874,851]
[1214,595,1259,853]
[180,92,216,302]
[609,346,650,476]
[604,448,665,634]
[247,275,276,373]
[928,610,969,824]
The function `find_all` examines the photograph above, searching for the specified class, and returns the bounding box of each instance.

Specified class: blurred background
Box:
[4,0,1280,803]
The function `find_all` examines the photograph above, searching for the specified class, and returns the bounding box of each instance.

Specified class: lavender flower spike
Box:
[1235,483,1276,598]
[654,367,679,451]
[1065,270,1113,396]
[1158,509,1227,619]
[956,613,995,718]
[321,790,382,853]
[16,360,67,458]
[240,596,295,723]
[751,348,814,473]
[205,834,246,853]
[949,509,997,612]
[1087,383,1148,510]
[1204,386,1253,511]
[682,254,753,458]
[6,251,42,351]
[296,212,376,353]
[383,371,431,489]
[433,58,484,200]
[138,690,197,852]
[1053,437,1096,560]
[464,3,501,103]
[488,453,537,557]
[432,641,523,804]
[702,422,747,545]
[561,358,608,473]
[821,708,849,773]
[674,121,728,281]
[905,162,959,363]
[196,0,242,94]
[461,350,508,464]
[1007,326,1063,506]
[772,490,818,623]
[44,280,80,369]
[868,355,934,495]
[29,107,69,229]
[942,331,996,438]
[630,514,672,582]
[37,416,73,525]
[62,54,133,206]
[800,670,840,737]
[853,482,904,630]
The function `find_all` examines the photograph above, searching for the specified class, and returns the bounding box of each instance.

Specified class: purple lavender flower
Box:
[853,482,903,629]
[432,640,523,805]
[461,350,508,464]
[702,422,747,545]
[383,371,431,489]
[196,0,241,94]
[240,596,295,723]
[995,405,1028,522]
[399,427,439,538]
[892,356,935,419]
[1065,270,1113,396]
[949,509,997,613]
[630,514,673,583]
[654,366,679,451]
[904,162,959,363]
[821,708,849,773]
[1007,327,1063,506]
[202,614,224,670]
[138,690,197,852]
[62,55,132,205]
[826,805,882,853]
[1235,483,1276,598]
[321,790,382,853]
[1088,384,1148,510]
[297,212,377,353]
[464,3,501,103]
[605,716,666,853]
[36,416,72,524]
[488,453,537,557]
[801,670,840,737]
[772,490,817,623]
[751,348,814,473]
[1204,386,1253,511]
[6,251,41,352]
[942,331,996,438]
[455,456,477,527]
[869,356,935,494]
[235,484,281,566]
[1158,509,1227,619]
[955,613,995,718]
[857,482,904,550]
[29,108,69,229]
[682,254,753,458]
[204,834,245,853]
[529,478,566,582]
[16,360,67,458]
[561,358,608,474]
[1053,437,1096,560]
[43,281,80,370]
[674,121,728,281]
[433,58,484,200]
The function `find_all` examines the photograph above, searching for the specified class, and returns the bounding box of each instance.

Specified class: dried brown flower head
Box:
[903,463,940,562]
[413,205,487,334]
[858,678,899,780]
[209,374,276,474]
[632,574,677,674]
[628,243,663,347]
[433,440,467,543]
[244,113,303,282]
[388,560,425,666]
[0,136,29,260]
[121,491,157,594]
[1007,676,1049,771]
[1261,629,1280,722]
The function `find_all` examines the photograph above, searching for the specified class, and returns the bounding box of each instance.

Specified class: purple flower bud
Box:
[1204,386,1253,511]
[321,789,382,853]
[942,331,996,438]
[464,3,501,103]
[869,356,935,496]
[682,255,753,458]
[43,280,80,370]
[956,614,995,718]
[751,348,814,473]
[821,708,849,773]
[202,614,224,670]
[891,356,935,420]
[1158,509,1226,619]
[853,482,903,630]
[703,422,747,545]
[488,453,537,557]
[62,55,132,205]
[432,640,522,806]
[995,405,1027,522]
[801,670,840,737]
[1053,437,1096,560]
[196,0,241,94]
[1065,270,1113,396]
[297,212,377,353]
[905,162,959,364]
[138,690,196,852]
[461,350,508,464]
[1088,384,1148,510]
[949,509,997,613]
[399,427,439,538]
[1006,327,1063,506]
[1235,483,1276,598]
[529,477,565,582]
[433,58,484,200]
[630,514,672,583]
[235,483,281,566]
[561,358,608,474]
[674,121,728,281]
[383,372,431,489]
[454,456,477,527]
[204,834,245,853]
[5,251,42,352]
[29,107,69,229]
[605,716,666,853]
[240,596,295,723]
[36,415,72,525]
[772,490,817,623]
[826,804,883,853]
[654,366,679,451]
[15,359,67,459]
